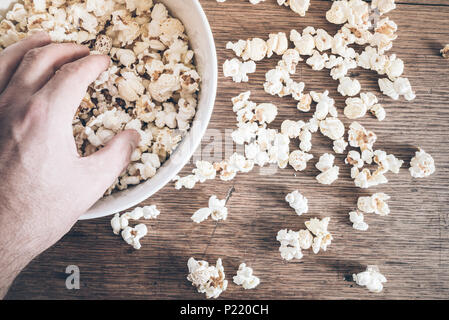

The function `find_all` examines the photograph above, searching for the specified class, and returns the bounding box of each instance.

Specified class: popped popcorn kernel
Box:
[233,263,260,290]
[349,211,369,231]
[316,153,339,185]
[358,193,391,216]
[285,190,309,216]
[353,265,387,293]
[187,257,228,299]
[409,148,436,178]
[288,150,313,171]
[278,0,311,17]
[192,195,228,223]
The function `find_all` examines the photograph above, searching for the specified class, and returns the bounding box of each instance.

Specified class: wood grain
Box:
[5,0,449,300]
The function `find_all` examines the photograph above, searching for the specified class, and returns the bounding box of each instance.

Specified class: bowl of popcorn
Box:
[0,0,217,219]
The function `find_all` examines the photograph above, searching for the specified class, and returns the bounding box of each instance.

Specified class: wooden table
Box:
[5,0,449,300]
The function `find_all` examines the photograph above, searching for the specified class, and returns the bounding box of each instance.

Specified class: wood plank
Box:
[5,0,449,300]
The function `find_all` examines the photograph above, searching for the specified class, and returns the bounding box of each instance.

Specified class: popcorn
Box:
[233,263,260,290]
[333,138,348,154]
[277,0,311,17]
[285,190,309,216]
[191,195,228,223]
[372,150,403,174]
[353,168,388,188]
[326,1,350,25]
[255,103,278,124]
[337,77,361,97]
[378,77,416,101]
[226,38,268,61]
[267,32,289,57]
[289,150,313,171]
[358,193,391,216]
[310,90,337,120]
[305,217,333,254]
[315,29,333,52]
[297,93,312,112]
[344,92,379,119]
[316,153,339,185]
[192,161,217,182]
[349,211,369,231]
[279,49,302,74]
[281,120,305,138]
[290,28,315,55]
[111,213,129,235]
[187,257,228,299]
[306,50,329,71]
[348,122,377,153]
[276,229,303,261]
[121,224,148,250]
[372,0,396,16]
[268,133,291,169]
[299,128,312,152]
[319,117,345,141]
[329,57,357,80]
[369,104,386,121]
[232,122,259,145]
[353,265,387,293]
[298,229,313,249]
[409,148,436,178]
[173,174,199,190]
[223,58,256,83]
[371,18,397,54]
[441,44,449,59]
[345,150,364,168]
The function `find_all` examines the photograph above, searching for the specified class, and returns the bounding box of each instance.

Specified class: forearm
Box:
[0,242,34,299]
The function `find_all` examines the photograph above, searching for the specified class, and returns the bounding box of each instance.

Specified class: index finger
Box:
[36,54,110,122]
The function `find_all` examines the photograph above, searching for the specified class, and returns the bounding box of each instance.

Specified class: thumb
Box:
[82,129,140,196]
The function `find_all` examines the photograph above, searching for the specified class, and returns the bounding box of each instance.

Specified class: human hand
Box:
[0,32,139,297]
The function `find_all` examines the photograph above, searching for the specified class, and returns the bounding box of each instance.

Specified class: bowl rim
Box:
[79,1,217,220]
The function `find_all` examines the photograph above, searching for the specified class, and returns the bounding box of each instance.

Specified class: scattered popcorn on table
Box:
[276,229,303,261]
[333,138,348,154]
[316,153,340,185]
[290,27,316,55]
[223,58,257,83]
[353,265,387,293]
[305,217,333,254]
[409,148,436,178]
[344,92,379,120]
[289,150,314,171]
[233,263,260,289]
[349,211,369,231]
[358,193,391,216]
[338,77,362,97]
[277,0,311,17]
[319,117,345,141]
[372,0,396,16]
[285,190,309,216]
[226,37,268,61]
[121,224,148,250]
[110,205,160,249]
[267,32,289,57]
[378,77,416,101]
[191,195,228,223]
[187,257,228,299]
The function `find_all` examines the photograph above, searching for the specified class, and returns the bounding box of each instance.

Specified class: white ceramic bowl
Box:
[1,0,217,220]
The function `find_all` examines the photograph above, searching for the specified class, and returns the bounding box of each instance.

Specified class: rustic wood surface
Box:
[5,0,449,300]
